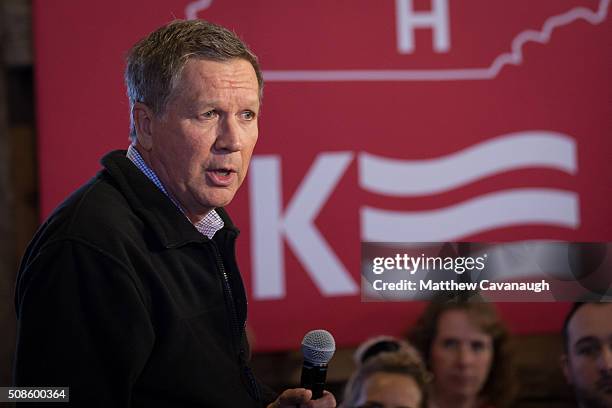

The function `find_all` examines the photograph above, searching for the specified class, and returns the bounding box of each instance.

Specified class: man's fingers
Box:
[276,388,312,405]
[271,388,336,408]
[311,391,336,407]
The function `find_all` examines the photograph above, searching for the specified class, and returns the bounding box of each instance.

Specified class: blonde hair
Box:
[343,347,430,408]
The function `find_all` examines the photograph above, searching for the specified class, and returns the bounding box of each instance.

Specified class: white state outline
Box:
[261,0,609,82]
[185,0,213,20]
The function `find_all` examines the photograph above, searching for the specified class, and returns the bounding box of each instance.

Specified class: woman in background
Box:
[342,336,430,408]
[407,295,516,408]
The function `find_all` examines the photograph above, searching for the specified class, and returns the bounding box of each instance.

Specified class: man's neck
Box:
[127,144,224,239]
[130,144,214,223]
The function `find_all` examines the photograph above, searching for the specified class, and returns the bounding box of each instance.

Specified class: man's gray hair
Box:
[125,19,263,143]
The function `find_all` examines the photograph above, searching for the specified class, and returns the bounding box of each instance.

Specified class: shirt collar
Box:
[126,145,224,239]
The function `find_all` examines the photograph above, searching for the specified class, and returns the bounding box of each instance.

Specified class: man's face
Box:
[563,304,612,408]
[354,372,422,408]
[145,58,260,220]
[429,310,493,401]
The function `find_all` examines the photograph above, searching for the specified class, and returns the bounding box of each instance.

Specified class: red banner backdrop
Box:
[34,0,612,351]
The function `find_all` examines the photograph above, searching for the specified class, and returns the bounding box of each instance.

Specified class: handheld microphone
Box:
[300,329,335,399]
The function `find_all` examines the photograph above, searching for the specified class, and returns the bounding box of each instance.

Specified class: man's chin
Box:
[574,386,612,408]
[199,189,237,209]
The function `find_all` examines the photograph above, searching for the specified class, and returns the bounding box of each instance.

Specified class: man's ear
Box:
[561,354,573,385]
[132,102,155,151]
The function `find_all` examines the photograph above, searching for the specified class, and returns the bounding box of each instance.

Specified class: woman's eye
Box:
[471,341,486,352]
[442,338,459,349]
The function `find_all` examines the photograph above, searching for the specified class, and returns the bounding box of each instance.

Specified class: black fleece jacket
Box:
[14,150,275,407]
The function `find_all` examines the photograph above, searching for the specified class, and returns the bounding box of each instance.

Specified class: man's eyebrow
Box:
[194,98,260,109]
[574,336,600,349]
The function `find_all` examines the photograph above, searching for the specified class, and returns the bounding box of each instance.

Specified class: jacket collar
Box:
[100,150,239,248]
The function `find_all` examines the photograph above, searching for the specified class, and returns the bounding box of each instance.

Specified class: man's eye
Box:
[201,110,218,119]
[241,111,255,120]
[577,344,600,357]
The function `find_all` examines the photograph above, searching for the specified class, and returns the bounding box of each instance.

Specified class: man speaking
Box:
[13,19,335,408]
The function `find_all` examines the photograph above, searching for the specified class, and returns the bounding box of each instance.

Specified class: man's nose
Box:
[215,116,243,152]
[598,346,612,371]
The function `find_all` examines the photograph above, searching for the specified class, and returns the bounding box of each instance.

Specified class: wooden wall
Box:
[0,0,37,394]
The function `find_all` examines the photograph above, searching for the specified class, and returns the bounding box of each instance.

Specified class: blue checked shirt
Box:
[126,145,224,239]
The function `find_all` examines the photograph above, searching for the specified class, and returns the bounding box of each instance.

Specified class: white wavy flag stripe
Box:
[359,131,576,196]
[361,188,579,242]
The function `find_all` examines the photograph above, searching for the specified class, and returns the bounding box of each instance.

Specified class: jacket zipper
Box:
[212,243,261,403]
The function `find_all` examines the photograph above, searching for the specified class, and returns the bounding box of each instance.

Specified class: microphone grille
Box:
[301,329,336,365]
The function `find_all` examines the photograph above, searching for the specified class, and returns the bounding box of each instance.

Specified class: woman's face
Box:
[429,309,494,401]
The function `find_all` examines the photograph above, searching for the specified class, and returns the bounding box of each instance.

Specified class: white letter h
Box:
[395,0,451,54]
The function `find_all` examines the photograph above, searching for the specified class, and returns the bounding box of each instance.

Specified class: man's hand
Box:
[267,388,336,408]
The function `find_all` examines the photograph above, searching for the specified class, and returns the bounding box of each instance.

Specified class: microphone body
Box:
[300,329,335,400]
[300,359,327,399]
